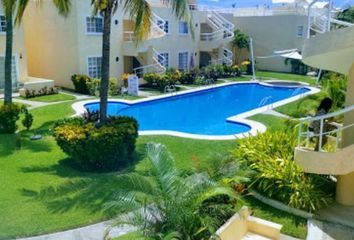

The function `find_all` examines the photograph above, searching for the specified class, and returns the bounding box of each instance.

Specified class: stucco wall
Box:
[233,15,307,72]
[0,5,28,85]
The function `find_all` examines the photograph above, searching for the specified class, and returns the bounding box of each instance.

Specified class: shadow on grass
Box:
[20,144,147,216]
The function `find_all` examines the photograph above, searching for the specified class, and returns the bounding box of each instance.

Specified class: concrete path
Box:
[307,219,354,240]
[18,221,135,240]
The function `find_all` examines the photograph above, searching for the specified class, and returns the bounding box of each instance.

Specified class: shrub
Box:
[0,104,25,134]
[22,108,34,131]
[179,71,196,84]
[24,86,59,98]
[232,131,333,212]
[71,74,91,94]
[53,116,138,171]
[322,73,347,109]
[144,72,177,91]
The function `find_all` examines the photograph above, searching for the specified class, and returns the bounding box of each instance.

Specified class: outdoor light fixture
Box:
[116,57,120,62]
[115,20,119,25]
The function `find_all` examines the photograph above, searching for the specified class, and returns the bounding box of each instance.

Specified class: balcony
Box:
[294,105,354,175]
[122,13,166,56]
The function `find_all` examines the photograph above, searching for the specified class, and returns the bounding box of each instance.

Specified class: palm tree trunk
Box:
[4,12,13,105]
[99,5,112,124]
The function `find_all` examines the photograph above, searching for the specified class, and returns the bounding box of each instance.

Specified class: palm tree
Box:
[1,0,71,105]
[91,0,189,124]
[105,143,237,239]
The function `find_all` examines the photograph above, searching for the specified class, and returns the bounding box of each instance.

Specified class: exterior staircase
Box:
[133,48,166,77]
[210,47,233,66]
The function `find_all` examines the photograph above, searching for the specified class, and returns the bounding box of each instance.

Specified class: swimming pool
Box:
[76,82,317,140]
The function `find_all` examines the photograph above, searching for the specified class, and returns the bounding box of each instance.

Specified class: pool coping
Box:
[72,80,320,140]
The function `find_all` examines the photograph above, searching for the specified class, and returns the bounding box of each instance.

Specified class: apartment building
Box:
[0,5,28,90]
[16,0,331,88]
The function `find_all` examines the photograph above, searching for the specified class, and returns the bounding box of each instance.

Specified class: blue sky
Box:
[197,0,354,8]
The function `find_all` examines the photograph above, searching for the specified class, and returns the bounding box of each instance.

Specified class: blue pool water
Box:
[85,83,309,136]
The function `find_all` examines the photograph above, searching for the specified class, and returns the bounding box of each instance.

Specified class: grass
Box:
[238,196,307,238]
[226,71,317,86]
[276,91,328,118]
[248,114,296,131]
[18,93,76,103]
[0,98,308,239]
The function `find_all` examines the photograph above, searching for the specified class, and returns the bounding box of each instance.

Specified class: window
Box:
[0,56,18,89]
[178,21,189,35]
[158,52,169,68]
[86,17,103,34]
[87,57,102,78]
[157,20,169,34]
[178,52,189,71]
[297,25,304,38]
[0,15,6,32]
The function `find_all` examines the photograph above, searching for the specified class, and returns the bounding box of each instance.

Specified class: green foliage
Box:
[106,143,237,240]
[21,108,34,131]
[71,74,91,94]
[23,86,59,98]
[284,59,309,75]
[53,116,138,171]
[322,72,347,109]
[231,29,249,64]
[232,131,333,212]
[143,72,179,91]
[336,6,354,24]
[71,74,119,96]
[0,103,25,134]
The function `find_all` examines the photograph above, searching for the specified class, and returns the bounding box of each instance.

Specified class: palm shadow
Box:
[19,143,147,216]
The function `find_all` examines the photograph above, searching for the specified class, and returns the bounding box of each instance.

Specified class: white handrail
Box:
[133,48,166,76]
[297,104,354,152]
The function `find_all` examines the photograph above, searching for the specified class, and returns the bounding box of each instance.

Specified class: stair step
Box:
[242,232,272,240]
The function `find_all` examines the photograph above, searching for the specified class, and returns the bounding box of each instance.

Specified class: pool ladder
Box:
[258,96,273,110]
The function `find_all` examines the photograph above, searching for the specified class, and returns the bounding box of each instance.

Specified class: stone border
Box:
[251,191,314,219]
[72,81,319,140]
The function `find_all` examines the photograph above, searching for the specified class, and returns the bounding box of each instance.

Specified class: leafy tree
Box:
[1,0,71,105]
[105,143,237,239]
[231,29,249,64]
[91,0,189,124]
[336,6,354,23]
[284,58,309,75]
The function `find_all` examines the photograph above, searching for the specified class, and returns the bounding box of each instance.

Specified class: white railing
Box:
[123,12,165,42]
[200,29,224,42]
[133,48,166,76]
[210,47,233,66]
[201,10,235,42]
[297,104,354,152]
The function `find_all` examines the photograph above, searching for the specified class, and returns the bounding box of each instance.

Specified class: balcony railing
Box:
[297,104,354,152]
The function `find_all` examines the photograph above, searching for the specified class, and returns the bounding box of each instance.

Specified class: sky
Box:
[197,0,354,9]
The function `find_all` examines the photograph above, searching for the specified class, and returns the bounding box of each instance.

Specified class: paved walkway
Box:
[307,219,354,240]
[19,221,135,240]
[263,109,292,119]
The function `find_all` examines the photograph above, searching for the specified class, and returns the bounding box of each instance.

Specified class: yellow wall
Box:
[0,5,28,85]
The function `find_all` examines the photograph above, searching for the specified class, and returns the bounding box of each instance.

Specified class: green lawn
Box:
[18,93,76,103]
[226,71,317,86]
[276,91,328,118]
[0,100,307,239]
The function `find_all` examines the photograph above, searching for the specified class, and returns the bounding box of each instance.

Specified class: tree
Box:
[336,6,354,24]
[231,29,249,65]
[105,143,237,239]
[91,0,189,124]
[1,0,71,105]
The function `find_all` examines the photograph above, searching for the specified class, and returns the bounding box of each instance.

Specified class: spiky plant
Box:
[105,143,237,239]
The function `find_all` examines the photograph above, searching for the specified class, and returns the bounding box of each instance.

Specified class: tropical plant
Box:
[232,131,333,212]
[1,0,71,105]
[105,143,237,239]
[91,0,189,124]
[322,72,347,109]
[284,58,309,75]
[231,29,249,64]
[22,108,34,131]
[336,6,354,24]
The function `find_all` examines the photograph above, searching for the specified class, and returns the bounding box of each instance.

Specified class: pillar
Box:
[336,63,354,205]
